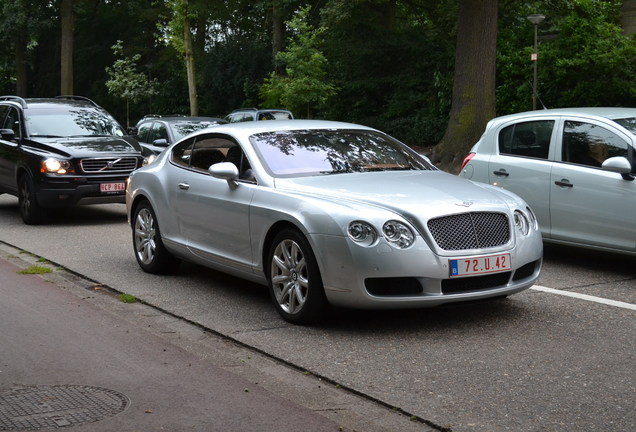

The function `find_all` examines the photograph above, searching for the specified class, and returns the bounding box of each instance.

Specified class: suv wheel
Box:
[18,174,44,225]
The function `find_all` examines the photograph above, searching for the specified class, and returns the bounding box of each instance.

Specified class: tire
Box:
[18,174,44,225]
[267,228,328,324]
[132,200,180,274]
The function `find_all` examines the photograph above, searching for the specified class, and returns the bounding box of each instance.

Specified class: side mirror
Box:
[601,156,634,180]
[209,161,239,188]
[602,156,634,180]
[152,138,169,147]
[0,128,15,141]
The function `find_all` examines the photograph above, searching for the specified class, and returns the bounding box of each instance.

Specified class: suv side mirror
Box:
[0,129,15,141]
[152,138,169,147]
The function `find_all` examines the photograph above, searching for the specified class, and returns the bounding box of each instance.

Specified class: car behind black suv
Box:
[133,115,227,154]
[0,95,151,224]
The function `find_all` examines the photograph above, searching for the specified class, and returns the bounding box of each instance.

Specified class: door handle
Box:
[178,182,190,191]
[493,169,509,177]
[554,179,573,188]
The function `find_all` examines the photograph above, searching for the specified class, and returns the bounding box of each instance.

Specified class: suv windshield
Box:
[251,129,433,177]
[25,107,126,137]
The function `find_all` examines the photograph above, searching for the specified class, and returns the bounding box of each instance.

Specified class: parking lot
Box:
[0,195,634,432]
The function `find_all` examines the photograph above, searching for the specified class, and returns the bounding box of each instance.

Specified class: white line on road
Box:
[531,285,636,311]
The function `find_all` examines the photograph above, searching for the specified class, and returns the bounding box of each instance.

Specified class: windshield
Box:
[25,107,126,137]
[171,121,222,141]
[613,117,636,135]
[250,129,433,177]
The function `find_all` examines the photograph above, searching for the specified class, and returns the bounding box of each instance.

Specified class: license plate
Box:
[449,253,511,277]
[100,182,126,193]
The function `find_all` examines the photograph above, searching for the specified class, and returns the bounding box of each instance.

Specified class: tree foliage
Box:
[0,0,635,164]
[259,6,337,118]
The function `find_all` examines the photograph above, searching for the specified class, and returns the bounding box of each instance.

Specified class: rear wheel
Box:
[267,229,328,324]
[132,200,180,274]
[18,174,44,225]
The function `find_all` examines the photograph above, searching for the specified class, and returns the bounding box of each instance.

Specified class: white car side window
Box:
[561,121,629,168]
[498,120,553,159]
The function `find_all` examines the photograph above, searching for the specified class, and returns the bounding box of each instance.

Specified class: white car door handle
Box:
[178,182,190,191]
[554,179,573,188]
[493,169,509,177]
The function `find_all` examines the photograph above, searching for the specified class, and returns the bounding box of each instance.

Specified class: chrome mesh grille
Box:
[80,157,138,173]
[427,212,510,251]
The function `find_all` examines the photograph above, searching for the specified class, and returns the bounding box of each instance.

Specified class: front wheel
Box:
[18,174,44,225]
[132,200,180,274]
[267,229,328,324]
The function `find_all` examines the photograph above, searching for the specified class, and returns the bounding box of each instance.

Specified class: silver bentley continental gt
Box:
[126,120,543,324]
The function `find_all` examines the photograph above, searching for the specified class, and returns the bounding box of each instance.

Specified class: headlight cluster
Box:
[348,219,415,249]
[41,158,74,174]
[142,155,157,166]
[514,207,539,236]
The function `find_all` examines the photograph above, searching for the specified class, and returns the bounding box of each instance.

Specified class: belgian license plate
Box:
[100,182,126,193]
[449,253,511,277]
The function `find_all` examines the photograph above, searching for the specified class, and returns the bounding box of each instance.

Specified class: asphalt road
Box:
[0,195,634,432]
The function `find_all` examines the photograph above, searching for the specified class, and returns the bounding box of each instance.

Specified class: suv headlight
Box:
[41,158,74,174]
[142,154,157,166]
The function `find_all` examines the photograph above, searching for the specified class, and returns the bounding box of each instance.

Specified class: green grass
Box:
[118,293,137,303]
[18,265,52,275]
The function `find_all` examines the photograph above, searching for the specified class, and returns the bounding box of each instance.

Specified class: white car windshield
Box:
[250,129,433,177]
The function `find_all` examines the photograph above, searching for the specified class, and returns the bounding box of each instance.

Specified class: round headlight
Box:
[143,154,157,166]
[382,220,415,249]
[514,210,530,236]
[348,221,377,247]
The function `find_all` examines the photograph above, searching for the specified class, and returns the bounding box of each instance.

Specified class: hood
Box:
[35,136,142,157]
[276,170,521,221]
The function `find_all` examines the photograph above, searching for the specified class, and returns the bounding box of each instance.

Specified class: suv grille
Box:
[427,212,510,251]
[80,157,138,173]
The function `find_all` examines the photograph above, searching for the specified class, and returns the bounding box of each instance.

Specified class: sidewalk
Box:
[0,252,344,431]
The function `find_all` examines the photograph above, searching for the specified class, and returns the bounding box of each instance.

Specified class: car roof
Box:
[188,119,374,140]
[137,116,226,125]
[0,95,100,110]
[490,107,636,124]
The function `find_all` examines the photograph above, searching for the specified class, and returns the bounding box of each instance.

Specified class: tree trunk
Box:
[272,0,284,73]
[184,15,198,115]
[15,32,28,97]
[60,0,74,95]
[434,0,498,173]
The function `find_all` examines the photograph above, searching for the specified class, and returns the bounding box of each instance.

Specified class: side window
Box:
[498,120,554,159]
[562,121,629,168]
[137,122,152,143]
[171,137,195,168]
[1,107,21,137]
[190,137,227,171]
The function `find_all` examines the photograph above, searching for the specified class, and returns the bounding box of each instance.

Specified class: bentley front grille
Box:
[80,157,139,173]
[427,212,510,251]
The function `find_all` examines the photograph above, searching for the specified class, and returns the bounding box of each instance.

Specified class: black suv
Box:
[0,96,151,224]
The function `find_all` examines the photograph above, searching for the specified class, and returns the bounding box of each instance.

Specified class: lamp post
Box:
[527,14,545,110]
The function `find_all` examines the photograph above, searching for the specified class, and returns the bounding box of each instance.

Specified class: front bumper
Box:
[310,233,543,309]
[35,175,128,208]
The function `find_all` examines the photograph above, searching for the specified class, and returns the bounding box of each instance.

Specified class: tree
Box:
[259,6,337,118]
[60,0,73,95]
[433,0,498,173]
[105,40,158,128]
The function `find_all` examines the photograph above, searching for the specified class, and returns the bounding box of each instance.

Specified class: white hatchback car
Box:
[460,108,636,255]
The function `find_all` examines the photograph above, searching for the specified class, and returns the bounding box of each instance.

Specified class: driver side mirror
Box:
[0,128,16,141]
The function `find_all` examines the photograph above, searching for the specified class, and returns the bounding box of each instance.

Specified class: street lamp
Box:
[527,13,545,110]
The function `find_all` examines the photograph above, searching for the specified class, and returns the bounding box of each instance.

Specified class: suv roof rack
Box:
[231,108,259,113]
[55,95,99,106]
[0,95,28,108]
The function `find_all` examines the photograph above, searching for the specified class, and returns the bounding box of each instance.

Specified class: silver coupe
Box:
[126,120,543,324]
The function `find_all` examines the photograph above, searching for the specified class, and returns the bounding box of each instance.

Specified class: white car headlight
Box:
[382,220,415,249]
[348,221,377,247]
[41,158,73,174]
[526,206,538,230]
[514,210,530,236]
